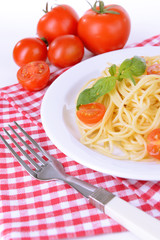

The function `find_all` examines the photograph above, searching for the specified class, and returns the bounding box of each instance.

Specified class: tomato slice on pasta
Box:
[147,128,160,160]
[76,102,105,124]
[147,64,160,75]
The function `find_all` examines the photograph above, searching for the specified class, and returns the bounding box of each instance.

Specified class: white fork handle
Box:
[89,188,160,240]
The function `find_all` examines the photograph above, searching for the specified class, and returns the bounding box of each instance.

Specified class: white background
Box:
[0,0,160,240]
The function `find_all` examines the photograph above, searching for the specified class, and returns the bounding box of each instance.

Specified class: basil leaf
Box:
[76,76,116,109]
[130,56,146,76]
[118,56,146,84]
[91,76,116,96]
[109,64,116,76]
[76,88,93,108]
[76,56,146,108]
[119,56,146,76]
[119,58,132,73]
[120,69,136,85]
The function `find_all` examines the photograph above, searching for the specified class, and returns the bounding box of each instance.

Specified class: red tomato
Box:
[78,2,131,54]
[76,102,106,124]
[147,64,160,75]
[147,128,160,160]
[37,4,79,44]
[48,35,84,68]
[17,61,50,91]
[13,38,48,67]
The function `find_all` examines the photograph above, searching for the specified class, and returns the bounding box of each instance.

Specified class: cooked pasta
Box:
[76,55,160,161]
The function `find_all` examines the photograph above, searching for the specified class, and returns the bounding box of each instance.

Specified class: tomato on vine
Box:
[13,38,48,67]
[37,4,79,44]
[48,35,84,68]
[78,0,131,54]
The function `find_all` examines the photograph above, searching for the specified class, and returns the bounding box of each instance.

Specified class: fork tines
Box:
[0,122,47,178]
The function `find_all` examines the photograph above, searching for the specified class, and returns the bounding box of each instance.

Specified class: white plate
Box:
[41,46,160,181]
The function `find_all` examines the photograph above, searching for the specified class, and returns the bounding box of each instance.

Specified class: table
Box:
[0,0,159,239]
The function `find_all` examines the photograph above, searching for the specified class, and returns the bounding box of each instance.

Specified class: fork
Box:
[0,122,160,240]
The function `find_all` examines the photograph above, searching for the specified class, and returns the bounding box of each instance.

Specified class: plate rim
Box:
[41,46,160,181]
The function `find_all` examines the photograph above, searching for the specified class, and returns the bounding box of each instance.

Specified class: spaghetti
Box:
[76,56,160,161]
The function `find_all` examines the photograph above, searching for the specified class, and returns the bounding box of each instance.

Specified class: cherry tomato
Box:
[48,35,84,68]
[37,4,79,44]
[76,102,106,124]
[147,64,160,75]
[13,38,48,67]
[77,1,131,54]
[147,128,160,160]
[17,61,50,91]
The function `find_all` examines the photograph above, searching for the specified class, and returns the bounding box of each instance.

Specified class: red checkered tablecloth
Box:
[0,35,160,240]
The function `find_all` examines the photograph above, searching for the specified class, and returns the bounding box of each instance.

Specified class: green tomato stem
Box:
[41,37,49,47]
[89,0,120,15]
[43,2,49,13]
